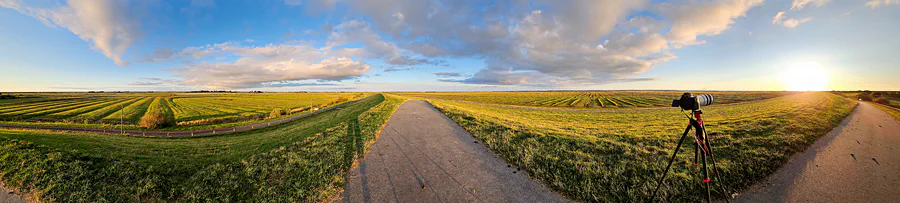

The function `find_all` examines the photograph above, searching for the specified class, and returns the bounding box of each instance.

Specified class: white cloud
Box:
[0,0,143,66]
[433,72,460,77]
[772,11,813,28]
[321,0,762,87]
[866,0,900,8]
[327,20,442,66]
[533,0,646,42]
[660,0,764,47]
[770,0,827,28]
[791,0,829,10]
[780,17,812,28]
[160,42,369,89]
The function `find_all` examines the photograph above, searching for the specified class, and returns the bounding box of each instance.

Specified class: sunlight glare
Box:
[780,61,829,91]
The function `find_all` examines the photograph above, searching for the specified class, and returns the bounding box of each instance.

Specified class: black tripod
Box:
[649,109,730,203]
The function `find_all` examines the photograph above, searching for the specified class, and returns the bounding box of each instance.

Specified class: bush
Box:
[269,109,286,119]
[139,111,175,129]
[858,93,873,101]
[874,98,890,105]
[138,98,175,129]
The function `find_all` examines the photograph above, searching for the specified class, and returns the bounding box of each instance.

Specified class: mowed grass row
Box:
[69,97,145,123]
[0,94,405,202]
[398,91,793,108]
[427,92,855,202]
[102,97,156,123]
[0,93,365,129]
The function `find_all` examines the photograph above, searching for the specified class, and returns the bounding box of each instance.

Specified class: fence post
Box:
[213,130,216,134]
[143,132,145,136]
[191,132,194,137]
[233,128,236,132]
[167,132,170,136]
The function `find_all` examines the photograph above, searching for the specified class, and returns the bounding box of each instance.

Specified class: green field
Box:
[0,92,364,129]
[397,91,793,108]
[0,94,405,202]
[424,92,855,202]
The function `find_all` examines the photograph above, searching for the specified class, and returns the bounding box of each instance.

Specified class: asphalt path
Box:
[339,100,567,203]
[0,185,25,203]
[734,102,900,202]
[0,100,354,137]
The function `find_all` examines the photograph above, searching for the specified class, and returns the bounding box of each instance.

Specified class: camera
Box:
[671,92,713,111]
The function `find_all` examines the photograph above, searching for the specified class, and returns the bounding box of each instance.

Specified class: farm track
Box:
[0,100,359,137]
[0,185,26,203]
[733,102,900,202]
[340,100,567,202]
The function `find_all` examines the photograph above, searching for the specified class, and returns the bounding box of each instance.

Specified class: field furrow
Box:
[49,99,124,119]
[102,97,155,123]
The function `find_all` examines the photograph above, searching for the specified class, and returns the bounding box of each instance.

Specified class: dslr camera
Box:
[671,92,714,111]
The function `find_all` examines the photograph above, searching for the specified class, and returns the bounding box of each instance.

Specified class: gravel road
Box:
[339,100,567,203]
[734,102,900,202]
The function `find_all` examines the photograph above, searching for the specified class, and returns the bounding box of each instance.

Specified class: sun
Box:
[780,61,829,91]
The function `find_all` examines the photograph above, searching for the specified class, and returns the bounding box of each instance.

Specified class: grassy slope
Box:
[0,94,405,202]
[872,103,900,121]
[429,93,855,202]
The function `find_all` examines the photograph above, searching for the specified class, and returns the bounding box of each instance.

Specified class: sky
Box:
[1,0,898,92]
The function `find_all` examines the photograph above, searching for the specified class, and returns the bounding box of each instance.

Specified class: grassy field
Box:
[0,94,405,202]
[425,92,855,202]
[0,92,365,130]
[397,91,793,108]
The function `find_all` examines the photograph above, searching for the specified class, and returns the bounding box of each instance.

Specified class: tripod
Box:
[649,109,730,203]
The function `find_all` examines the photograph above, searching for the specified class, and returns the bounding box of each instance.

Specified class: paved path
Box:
[734,102,900,202]
[0,186,25,203]
[339,100,566,203]
[0,100,355,137]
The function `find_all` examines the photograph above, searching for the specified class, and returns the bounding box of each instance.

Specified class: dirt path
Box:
[734,102,900,202]
[0,100,354,137]
[339,100,567,203]
[0,185,25,203]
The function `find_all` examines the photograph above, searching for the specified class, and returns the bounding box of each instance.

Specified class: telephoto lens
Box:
[696,94,714,106]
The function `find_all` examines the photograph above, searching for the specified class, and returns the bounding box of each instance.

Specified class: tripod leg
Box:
[650,124,692,202]
[702,128,732,203]
[694,144,699,167]
[702,152,711,203]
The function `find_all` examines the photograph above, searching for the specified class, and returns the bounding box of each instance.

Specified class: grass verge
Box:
[872,102,900,121]
[0,94,405,202]
[429,92,855,202]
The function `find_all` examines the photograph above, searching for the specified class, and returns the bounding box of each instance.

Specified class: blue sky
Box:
[1,0,898,92]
